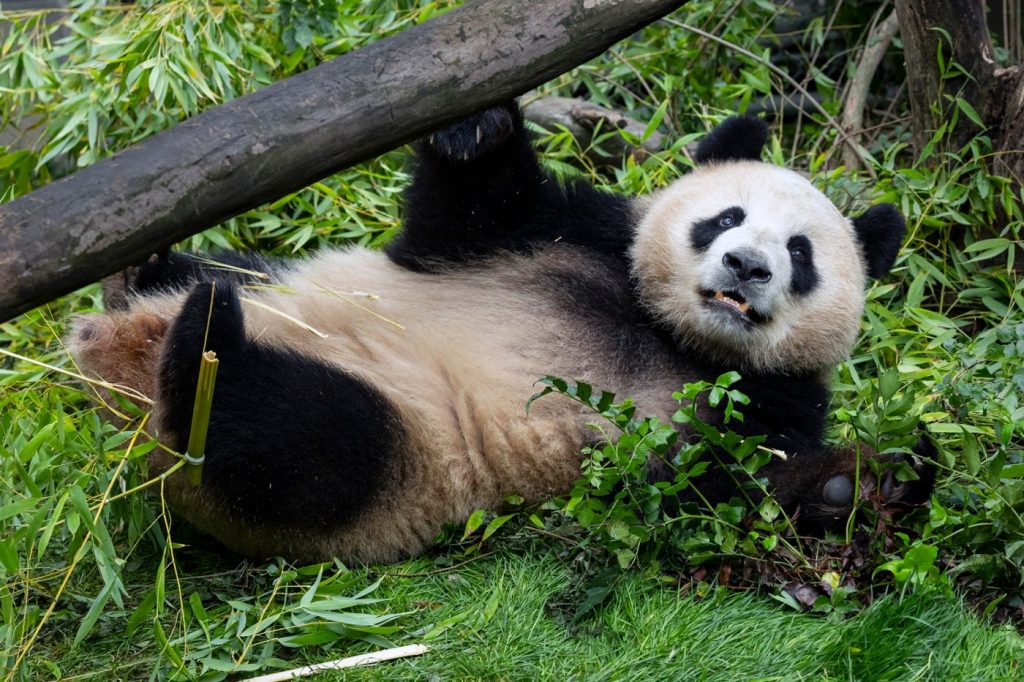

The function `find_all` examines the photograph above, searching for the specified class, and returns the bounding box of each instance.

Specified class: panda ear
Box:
[694,116,769,164]
[852,204,906,280]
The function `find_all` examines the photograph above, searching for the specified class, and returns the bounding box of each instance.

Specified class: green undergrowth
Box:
[3,0,1024,678]
[18,543,1024,681]
[324,547,1024,681]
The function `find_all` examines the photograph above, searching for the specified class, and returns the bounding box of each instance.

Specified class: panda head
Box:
[630,116,905,375]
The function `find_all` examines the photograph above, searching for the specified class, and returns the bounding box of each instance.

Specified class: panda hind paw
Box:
[428,103,517,163]
[165,281,247,361]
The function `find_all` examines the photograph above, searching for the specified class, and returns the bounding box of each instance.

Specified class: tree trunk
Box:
[894,0,1022,175]
[0,0,686,323]
[894,0,998,151]
[989,65,1024,184]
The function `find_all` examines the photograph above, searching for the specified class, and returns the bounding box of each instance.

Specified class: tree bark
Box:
[0,0,686,323]
[894,0,999,152]
[895,0,1024,205]
[989,66,1024,184]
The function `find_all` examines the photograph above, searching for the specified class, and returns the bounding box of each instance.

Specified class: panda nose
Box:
[723,249,772,283]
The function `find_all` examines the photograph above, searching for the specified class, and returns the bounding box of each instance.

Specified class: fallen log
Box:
[0,0,685,323]
[521,95,664,163]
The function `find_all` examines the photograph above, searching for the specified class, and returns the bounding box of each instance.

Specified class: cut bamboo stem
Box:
[244,644,430,682]
[185,350,219,486]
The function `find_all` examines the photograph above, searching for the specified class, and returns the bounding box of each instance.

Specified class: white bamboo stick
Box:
[243,644,430,682]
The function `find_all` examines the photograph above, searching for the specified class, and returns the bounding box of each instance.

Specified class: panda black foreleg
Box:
[156,281,401,544]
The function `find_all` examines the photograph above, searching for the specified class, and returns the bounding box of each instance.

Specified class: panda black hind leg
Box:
[388,100,634,268]
[154,281,404,561]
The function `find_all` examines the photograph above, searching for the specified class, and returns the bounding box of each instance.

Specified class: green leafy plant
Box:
[877,538,943,590]
[527,374,790,574]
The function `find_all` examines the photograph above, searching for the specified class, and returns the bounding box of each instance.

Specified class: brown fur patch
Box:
[69,299,177,415]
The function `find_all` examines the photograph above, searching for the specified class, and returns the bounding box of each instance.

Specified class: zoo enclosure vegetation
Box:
[1,0,1023,679]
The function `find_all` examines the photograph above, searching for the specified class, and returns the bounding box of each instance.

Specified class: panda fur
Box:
[70,103,928,563]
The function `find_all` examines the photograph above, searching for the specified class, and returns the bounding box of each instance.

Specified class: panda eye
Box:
[787,235,813,264]
[691,207,745,252]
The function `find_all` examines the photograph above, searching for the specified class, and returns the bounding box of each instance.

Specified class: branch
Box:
[522,95,664,162]
[840,10,900,170]
[244,644,430,682]
[0,0,685,323]
[665,18,875,179]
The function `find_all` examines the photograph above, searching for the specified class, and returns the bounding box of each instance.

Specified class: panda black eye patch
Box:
[690,207,745,252]
[788,234,819,296]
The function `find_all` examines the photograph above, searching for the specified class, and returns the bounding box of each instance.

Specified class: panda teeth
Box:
[714,291,751,314]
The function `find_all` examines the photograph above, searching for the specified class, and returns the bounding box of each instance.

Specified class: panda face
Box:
[630,161,868,374]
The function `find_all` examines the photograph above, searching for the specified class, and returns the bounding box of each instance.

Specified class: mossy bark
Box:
[894,0,1024,185]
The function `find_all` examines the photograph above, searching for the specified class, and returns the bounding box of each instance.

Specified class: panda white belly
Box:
[251,249,588,545]
[76,245,682,562]
[240,248,686,560]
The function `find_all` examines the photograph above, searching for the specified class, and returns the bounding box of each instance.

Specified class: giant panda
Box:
[70,102,931,564]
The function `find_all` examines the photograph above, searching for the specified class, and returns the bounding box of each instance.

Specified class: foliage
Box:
[526,374,782,574]
[0,0,440,251]
[1,0,1024,677]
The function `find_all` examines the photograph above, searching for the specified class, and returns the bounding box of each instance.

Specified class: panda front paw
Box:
[793,436,937,535]
[427,103,518,163]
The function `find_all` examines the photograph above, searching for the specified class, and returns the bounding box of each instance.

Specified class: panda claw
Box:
[425,103,519,164]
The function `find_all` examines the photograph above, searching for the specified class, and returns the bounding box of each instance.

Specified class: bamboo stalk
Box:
[185,350,219,486]
[243,644,430,682]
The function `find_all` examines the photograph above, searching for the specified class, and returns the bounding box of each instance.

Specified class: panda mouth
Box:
[702,290,767,324]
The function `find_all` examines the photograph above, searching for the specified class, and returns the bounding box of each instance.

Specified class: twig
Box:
[667,18,877,180]
[840,10,901,170]
[0,347,152,405]
[239,297,329,338]
[525,525,579,546]
[243,644,430,682]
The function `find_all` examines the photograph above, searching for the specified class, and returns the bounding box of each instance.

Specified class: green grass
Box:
[29,543,1023,681]
[342,547,1023,681]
